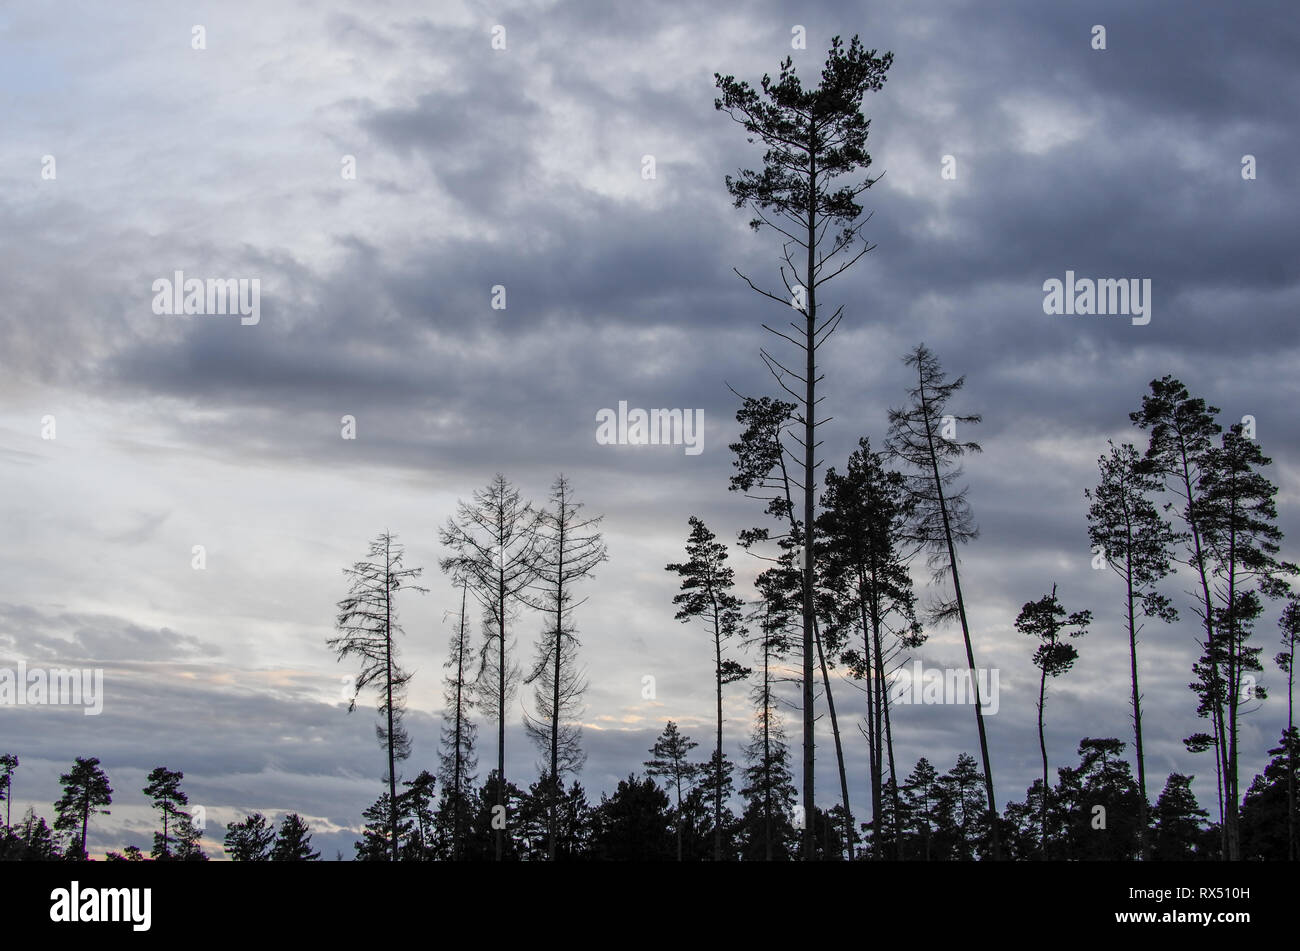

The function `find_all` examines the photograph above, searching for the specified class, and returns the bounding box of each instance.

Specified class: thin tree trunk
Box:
[1124,531,1150,860]
[800,140,818,861]
[918,372,1000,859]
[453,581,468,861]
[714,604,724,862]
[675,771,684,862]
[855,586,881,858]
[1212,709,1225,854]
[761,627,770,860]
[883,717,903,860]
[496,524,506,862]
[1173,436,1231,857]
[922,790,931,861]
[815,625,853,859]
[869,582,889,859]
[874,601,905,860]
[1224,485,1241,860]
[1287,651,1295,862]
[549,508,566,861]
[385,538,398,862]
[1037,666,1049,860]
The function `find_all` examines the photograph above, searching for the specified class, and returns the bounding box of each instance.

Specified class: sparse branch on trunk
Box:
[328,531,426,861]
[885,343,1000,859]
[717,35,891,858]
[439,475,542,861]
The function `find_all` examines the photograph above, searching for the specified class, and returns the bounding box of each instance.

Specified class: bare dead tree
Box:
[439,474,542,861]
[522,475,607,860]
[328,531,426,861]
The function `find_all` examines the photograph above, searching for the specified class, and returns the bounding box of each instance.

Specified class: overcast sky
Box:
[2,0,1297,860]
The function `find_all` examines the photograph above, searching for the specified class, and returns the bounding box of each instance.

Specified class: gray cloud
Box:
[2,0,1297,855]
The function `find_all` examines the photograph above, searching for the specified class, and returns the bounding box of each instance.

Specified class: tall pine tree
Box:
[1086,439,1179,859]
[716,37,892,855]
[886,344,1000,859]
[1015,586,1090,859]
[53,756,112,860]
[666,517,750,861]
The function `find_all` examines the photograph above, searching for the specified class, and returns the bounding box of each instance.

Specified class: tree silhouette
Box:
[1130,377,1228,848]
[460,771,525,861]
[398,770,437,861]
[11,808,61,861]
[666,516,750,860]
[694,749,740,858]
[438,577,479,861]
[728,394,855,856]
[644,721,699,862]
[0,754,16,830]
[938,753,989,861]
[742,568,798,860]
[589,775,674,861]
[104,845,146,862]
[143,766,188,860]
[1053,738,1141,860]
[716,35,892,856]
[328,531,427,861]
[1015,586,1090,859]
[522,475,607,859]
[271,813,320,861]
[53,756,112,860]
[1152,773,1208,860]
[1086,440,1179,859]
[355,791,410,861]
[1241,733,1299,859]
[1196,424,1296,859]
[886,343,1000,859]
[516,776,592,860]
[1276,596,1300,860]
[224,812,275,861]
[819,437,923,857]
[440,474,542,861]
[173,807,207,861]
[902,757,940,860]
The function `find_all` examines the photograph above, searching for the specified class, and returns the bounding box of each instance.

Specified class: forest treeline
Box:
[3,366,1297,863]
[0,758,316,861]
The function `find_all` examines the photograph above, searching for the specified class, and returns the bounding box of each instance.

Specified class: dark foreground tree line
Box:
[343,723,1297,862]
[1,725,1294,861]
[0,758,315,861]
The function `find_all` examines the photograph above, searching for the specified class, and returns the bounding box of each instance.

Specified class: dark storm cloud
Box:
[62,0,1295,481]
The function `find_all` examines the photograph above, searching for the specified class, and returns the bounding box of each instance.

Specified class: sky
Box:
[1,0,1297,860]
